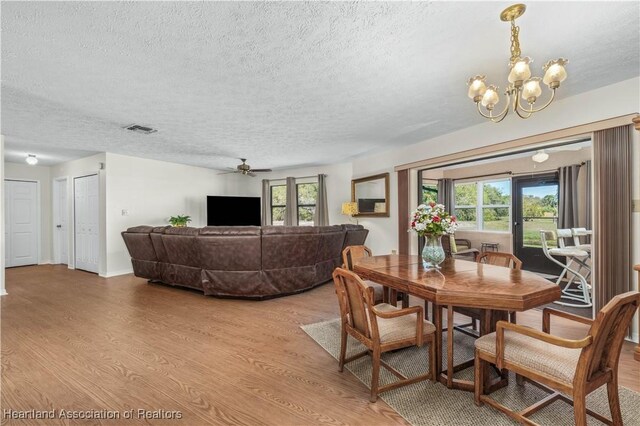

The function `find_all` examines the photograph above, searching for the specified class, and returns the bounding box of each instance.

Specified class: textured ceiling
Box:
[2,2,638,169]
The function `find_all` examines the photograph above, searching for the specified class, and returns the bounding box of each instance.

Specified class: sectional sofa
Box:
[121,224,368,299]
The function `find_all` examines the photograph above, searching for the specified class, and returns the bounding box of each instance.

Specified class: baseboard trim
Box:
[0,289,8,296]
[100,269,133,278]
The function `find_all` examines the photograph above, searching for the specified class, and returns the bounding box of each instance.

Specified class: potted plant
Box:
[168,215,192,227]
[409,202,458,269]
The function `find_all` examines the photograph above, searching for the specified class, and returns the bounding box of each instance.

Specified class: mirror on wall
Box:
[351,173,390,217]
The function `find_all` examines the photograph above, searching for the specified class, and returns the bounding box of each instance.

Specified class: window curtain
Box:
[437,178,455,213]
[577,160,592,239]
[261,179,270,226]
[313,174,329,226]
[558,164,580,229]
[284,177,297,226]
[593,125,632,312]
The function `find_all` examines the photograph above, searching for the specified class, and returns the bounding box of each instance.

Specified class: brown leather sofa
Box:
[121,224,368,299]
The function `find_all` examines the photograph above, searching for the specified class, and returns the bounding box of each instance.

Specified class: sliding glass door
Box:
[512,174,562,274]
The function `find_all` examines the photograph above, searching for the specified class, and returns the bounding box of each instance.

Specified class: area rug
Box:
[301,319,640,426]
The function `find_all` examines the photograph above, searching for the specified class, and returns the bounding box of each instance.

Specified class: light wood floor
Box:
[2,266,638,425]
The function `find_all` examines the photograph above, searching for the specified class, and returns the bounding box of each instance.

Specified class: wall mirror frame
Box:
[351,172,390,217]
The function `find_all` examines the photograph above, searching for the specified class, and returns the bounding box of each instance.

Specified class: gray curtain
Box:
[437,178,455,213]
[558,164,580,229]
[284,177,297,226]
[583,160,592,231]
[593,125,632,312]
[314,174,329,226]
[261,179,270,226]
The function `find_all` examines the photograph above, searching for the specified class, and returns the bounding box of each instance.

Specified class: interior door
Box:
[512,174,562,274]
[54,179,68,264]
[5,180,38,267]
[74,175,99,273]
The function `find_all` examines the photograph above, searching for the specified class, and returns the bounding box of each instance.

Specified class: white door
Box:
[53,179,68,264]
[5,180,38,267]
[74,175,99,273]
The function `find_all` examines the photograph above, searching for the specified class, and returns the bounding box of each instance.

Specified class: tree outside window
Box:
[270,182,318,226]
[454,179,511,231]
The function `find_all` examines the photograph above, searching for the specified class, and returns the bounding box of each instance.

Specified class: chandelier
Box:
[467,4,568,123]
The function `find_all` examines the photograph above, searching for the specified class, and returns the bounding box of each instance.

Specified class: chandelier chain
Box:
[509,20,521,63]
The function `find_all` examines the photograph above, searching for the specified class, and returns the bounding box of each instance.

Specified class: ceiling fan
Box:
[219,158,272,177]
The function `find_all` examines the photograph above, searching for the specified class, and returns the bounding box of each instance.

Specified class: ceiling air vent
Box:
[123,124,157,134]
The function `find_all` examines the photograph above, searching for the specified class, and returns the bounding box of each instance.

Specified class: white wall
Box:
[0,136,5,295]
[104,153,263,276]
[51,153,107,275]
[351,77,640,255]
[4,162,52,264]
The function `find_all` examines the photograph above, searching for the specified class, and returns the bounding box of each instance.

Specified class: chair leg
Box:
[424,300,430,321]
[510,311,517,324]
[474,351,484,406]
[370,347,381,403]
[338,328,347,372]
[429,338,437,382]
[573,389,587,426]
[607,377,623,425]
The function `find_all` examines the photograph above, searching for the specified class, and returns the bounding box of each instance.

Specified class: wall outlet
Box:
[121,209,129,216]
[391,249,397,255]
[633,199,640,213]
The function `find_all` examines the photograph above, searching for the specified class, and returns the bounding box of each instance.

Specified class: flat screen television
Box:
[207,196,261,226]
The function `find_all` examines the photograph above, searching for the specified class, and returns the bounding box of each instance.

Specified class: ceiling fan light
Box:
[543,58,568,87]
[532,149,549,163]
[508,57,532,84]
[467,75,487,101]
[25,154,38,165]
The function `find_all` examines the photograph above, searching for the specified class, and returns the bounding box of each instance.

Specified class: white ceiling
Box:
[2,2,638,169]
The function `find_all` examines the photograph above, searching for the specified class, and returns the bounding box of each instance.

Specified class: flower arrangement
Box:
[409,202,458,237]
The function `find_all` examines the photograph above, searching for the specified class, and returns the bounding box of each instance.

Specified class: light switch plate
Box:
[633,199,640,213]
[121,209,129,216]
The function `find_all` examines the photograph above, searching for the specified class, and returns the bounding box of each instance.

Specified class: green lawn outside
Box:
[457,218,558,248]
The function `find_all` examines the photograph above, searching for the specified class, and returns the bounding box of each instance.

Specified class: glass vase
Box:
[421,234,446,269]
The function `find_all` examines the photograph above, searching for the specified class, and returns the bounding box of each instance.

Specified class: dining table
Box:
[353,254,562,392]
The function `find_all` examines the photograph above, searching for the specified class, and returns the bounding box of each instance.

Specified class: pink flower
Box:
[433,216,441,223]
[429,202,436,208]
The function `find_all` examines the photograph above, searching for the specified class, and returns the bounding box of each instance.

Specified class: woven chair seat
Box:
[475,329,581,385]
[373,303,436,344]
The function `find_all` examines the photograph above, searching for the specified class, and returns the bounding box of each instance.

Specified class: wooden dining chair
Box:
[453,252,524,336]
[342,245,408,308]
[475,291,640,425]
[332,267,436,402]
[477,251,523,270]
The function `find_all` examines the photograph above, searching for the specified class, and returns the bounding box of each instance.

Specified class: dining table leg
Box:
[447,305,454,388]
[434,303,442,378]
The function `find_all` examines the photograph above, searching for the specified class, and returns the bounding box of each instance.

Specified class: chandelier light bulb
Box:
[543,58,568,88]
[25,154,38,165]
[522,77,542,103]
[508,57,532,84]
[531,149,549,163]
[481,85,500,110]
[467,75,487,101]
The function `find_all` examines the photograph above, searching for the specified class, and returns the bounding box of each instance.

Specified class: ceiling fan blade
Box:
[217,171,239,175]
[247,172,257,177]
[250,169,272,173]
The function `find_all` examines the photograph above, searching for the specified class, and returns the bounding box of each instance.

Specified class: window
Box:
[454,179,511,231]
[270,181,318,226]
[421,182,438,204]
[270,185,286,226]
[296,183,317,226]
